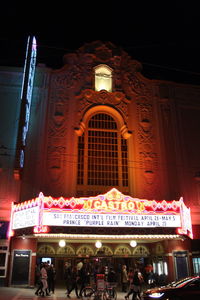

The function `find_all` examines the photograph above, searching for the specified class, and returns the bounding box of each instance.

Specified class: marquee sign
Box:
[10,188,193,238]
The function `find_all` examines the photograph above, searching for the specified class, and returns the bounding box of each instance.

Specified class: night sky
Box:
[1,1,200,85]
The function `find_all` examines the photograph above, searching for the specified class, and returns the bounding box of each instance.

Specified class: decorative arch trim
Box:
[95,245,113,256]
[75,105,131,139]
[132,245,150,256]
[114,244,132,256]
[56,245,76,255]
[93,64,113,73]
[76,245,95,256]
[37,244,56,255]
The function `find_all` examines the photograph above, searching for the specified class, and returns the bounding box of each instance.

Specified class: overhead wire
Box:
[1,144,199,174]
[1,38,200,77]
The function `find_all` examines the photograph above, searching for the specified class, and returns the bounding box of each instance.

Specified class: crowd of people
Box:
[63,261,147,300]
[34,260,162,299]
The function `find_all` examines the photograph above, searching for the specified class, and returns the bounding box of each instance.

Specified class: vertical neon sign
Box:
[21,36,37,145]
[14,36,37,177]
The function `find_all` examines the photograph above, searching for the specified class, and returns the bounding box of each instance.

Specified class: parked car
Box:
[142,276,200,300]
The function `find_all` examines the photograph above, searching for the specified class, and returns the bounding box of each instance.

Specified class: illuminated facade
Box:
[0,40,200,286]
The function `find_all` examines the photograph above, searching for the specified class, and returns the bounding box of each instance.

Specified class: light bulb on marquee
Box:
[130,240,137,247]
[95,241,102,248]
[59,240,66,247]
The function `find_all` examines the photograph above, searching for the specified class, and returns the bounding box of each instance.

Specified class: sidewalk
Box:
[0,287,129,300]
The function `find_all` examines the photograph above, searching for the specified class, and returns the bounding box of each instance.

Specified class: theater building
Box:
[0,39,200,287]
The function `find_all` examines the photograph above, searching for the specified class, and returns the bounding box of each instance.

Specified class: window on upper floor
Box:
[94,65,113,92]
[77,113,128,196]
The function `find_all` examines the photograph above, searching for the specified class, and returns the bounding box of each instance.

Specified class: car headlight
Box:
[148,292,165,298]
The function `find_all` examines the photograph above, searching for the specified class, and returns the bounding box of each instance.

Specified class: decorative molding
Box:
[135,96,159,196]
[95,246,113,256]
[76,245,95,256]
[37,244,55,255]
[77,89,130,123]
[114,245,131,256]
[75,103,132,139]
[155,243,165,255]
[47,147,65,182]
[122,72,152,98]
[132,245,150,256]
[57,245,75,255]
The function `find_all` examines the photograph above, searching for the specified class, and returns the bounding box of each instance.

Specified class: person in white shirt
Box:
[40,263,50,297]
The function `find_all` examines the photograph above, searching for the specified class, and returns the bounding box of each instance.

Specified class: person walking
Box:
[122,265,128,292]
[125,268,134,299]
[78,263,87,297]
[40,262,50,297]
[131,270,143,300]
[107,267,117,298]
[35,263,43,296]
[64,261,72,295]
[67,266,79,298]
[47,264,56,294]
[107,267,117,284]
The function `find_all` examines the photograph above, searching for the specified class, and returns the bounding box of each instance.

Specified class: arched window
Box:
[77,113,128,196]
[94,65,113,92]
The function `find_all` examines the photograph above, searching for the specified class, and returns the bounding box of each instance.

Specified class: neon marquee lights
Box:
[43,191,180,214]
[10,188,193,238]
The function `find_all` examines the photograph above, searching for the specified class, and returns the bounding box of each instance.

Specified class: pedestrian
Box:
[125,268,134,299]
[35,264,41,286]
[43,262,50,297]
[107,267,117,284]
[67,265,79,298]
[122,265,128,292]
[38,262,50,297]
[35,263,43,296]
[93,264,100,283]
[147,271,156,287]
[78,263,87,297]
[77,260,83,272]
[64,261,72,295]
[107,267,117,298]
[131,270,143,300]
[47,264,56,294]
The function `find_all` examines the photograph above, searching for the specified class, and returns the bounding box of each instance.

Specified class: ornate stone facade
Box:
[2,40,200,288]
[16,40,200,223]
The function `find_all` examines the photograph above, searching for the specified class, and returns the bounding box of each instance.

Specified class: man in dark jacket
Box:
[78,263,87,297]
[64,261,72,295]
